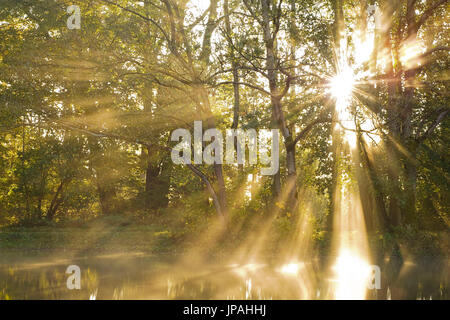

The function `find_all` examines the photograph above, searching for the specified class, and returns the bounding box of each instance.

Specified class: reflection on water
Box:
[0,252,447,300]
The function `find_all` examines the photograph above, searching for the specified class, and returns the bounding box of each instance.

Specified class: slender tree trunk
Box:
[328,0,345,231]
[144,146,159,211]
[382,2,402,227]
[204,108,228,218]
[261,0,297,210]
[21,119,31,218]
[198,1,228,220]
[401,2,420,224]
[46,178,70,221]
[224,0,240,131]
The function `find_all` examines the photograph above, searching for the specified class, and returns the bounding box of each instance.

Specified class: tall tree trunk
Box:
[198,0,228,220]
[199,0,219,63]
[261,0,297,211]
[204,108,228,218]
[401,1,420,224]
[224,0,240,131]
[328,0,345,231]
[382,1,402,227]
[224,0,245,183]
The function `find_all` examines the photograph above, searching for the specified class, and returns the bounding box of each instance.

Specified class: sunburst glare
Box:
[332,250,372,300]
[330,66,355,104]
[329,64,358,149]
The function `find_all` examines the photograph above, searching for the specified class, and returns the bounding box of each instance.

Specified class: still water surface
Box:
[0,251,447,300]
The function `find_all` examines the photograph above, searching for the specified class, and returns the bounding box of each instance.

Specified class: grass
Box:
[0,215,181,255]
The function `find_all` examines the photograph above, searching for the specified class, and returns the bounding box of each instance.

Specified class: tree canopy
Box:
[0,0,448,300]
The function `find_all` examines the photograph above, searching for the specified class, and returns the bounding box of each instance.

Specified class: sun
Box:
[330,66,355,102]
[329,65,358,149]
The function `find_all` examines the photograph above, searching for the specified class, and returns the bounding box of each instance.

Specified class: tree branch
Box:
[213,81,271,96]
[415,0,449,32]
[293,114,331,146]
[416,109,449,144]
[99,0,171,44]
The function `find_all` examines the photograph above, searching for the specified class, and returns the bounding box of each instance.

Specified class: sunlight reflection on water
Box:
[0,253,447,300]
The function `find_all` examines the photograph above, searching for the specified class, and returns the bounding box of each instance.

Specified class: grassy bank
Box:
[0,216,181,254]
[1,215,447,262]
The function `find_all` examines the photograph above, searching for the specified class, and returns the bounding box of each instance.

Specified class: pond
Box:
[0,251,447,300]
